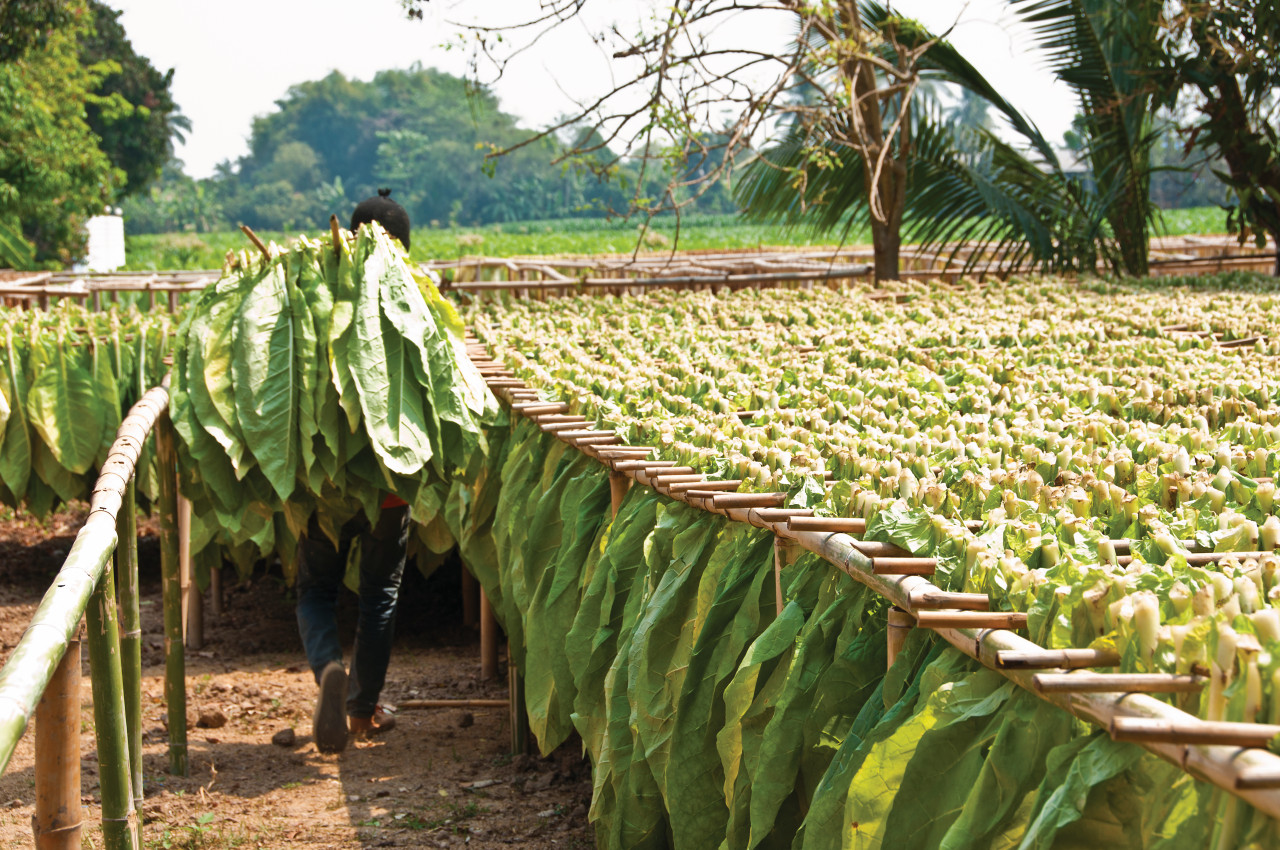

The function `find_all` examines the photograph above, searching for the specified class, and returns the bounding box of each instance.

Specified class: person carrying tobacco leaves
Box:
[296,188,413,754]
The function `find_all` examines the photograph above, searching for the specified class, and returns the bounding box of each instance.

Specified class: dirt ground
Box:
[0,505,595,849]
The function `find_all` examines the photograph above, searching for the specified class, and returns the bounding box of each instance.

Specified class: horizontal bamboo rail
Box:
[0,382,170,772]
[474,347,1280,818]
[1033,673,1205,694]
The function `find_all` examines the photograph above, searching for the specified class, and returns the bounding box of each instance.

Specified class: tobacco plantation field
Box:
[121,207,1234,271]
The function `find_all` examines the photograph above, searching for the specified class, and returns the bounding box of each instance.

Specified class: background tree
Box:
[1013,0,1163,275]
[79,0,187,198]
[0,0,121,265]
[398,0,953,279]
[1153,1,1280,274]
[125,66,663,233]
[0,0,72,63]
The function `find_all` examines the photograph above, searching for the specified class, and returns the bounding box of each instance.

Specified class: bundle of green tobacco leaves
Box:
[171,222,496,578]
[0,305,171,516]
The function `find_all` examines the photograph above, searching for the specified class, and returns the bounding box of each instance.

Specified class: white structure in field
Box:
[78,207,126,271]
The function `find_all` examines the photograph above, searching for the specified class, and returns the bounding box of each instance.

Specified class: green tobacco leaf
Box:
[522,454,610,752]
[343,233,433,476]
[231,262,300,502]
[569,488,661,762]
[841,649,984,850]
[740,582,884,849]
[665,524,776,850]
[1016,734,1145,850]
[718,601,806,850]
[0,341,24,499]
[190,270,255,474]
[795,639,951,850]
[630,504,722,797]
[26,337,105,475]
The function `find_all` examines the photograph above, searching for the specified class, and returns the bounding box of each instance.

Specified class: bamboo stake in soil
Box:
[209,562,223,619]
[479,590,498,681]
[508,647,529,756]
[116,479,143,811]
[85,545,141,849]
[178,496,203,651]
[33,640,81,850]
[0,384,168,776]
[156,411,188,776]
[461,567,479,628]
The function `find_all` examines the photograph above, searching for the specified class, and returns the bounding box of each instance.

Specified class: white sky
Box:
[109,0,1076,179]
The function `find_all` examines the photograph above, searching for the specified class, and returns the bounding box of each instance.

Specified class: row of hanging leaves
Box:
[0,305,172,517]
[171,222,498,581]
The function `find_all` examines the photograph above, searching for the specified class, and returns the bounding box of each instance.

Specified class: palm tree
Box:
[737,0,1164,278]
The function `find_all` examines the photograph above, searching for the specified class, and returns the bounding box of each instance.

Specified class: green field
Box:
[121,207,1233,271]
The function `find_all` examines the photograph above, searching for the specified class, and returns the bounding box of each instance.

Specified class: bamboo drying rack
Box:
[0,380,186,850]
[469,333,1280,818]
[0,232,1265,312]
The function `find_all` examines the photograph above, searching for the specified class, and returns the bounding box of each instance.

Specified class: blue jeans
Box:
[296,506,409,719]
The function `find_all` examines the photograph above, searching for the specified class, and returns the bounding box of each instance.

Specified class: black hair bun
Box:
[351,189,411,250]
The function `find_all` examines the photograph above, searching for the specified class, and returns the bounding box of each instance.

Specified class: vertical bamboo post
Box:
[507,645,529,755]
[479,589,498,680]
[156,412,187,775]
[460,566,479,628]
[116,479,143,811]
[609,471,630,518]
[887,607,914,670]
[32,640,81,850]
[85,548,141,850]
[773,536,786,615]
[178,496,202,650]
[208,561,223,619]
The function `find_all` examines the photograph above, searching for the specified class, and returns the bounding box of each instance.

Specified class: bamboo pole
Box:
[156,411,188,776]
[613,459,675,472]
[178,496,203,650]
[1111,717,1280,748]
[209,561,223,619]
[913,611,1028,630]
[996,648,1121,669]
[398,699,509,710]
[886,608,913,669]
[540,420,593,433]
[85,543,141,849]
[461,567,479,628]
[479,589,498,680]
[33,639,81,850]
[871,557,937,575]
[788,517,866,534]
[710,492,788,509]
[906,589,990,610]
[667,479,741,494]
[1034,673,1205,694]
[116,479,143,811]
[609,472,630,518]
[508,646,529,755]
[0,384,168,775]
[1237,767,1280,790]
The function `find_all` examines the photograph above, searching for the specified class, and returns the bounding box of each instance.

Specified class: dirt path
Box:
[0,505,594,849]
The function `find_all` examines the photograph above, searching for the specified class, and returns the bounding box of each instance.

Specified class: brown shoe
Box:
[349,705,397,739]
[313,662,349,754]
